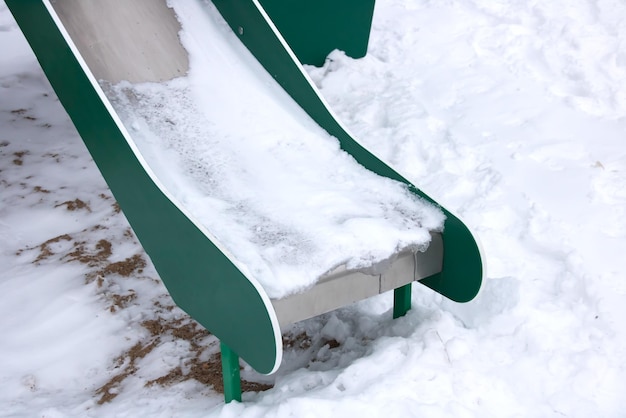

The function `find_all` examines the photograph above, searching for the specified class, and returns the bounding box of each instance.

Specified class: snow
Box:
[106,0,443,298]
[1,0,626,416]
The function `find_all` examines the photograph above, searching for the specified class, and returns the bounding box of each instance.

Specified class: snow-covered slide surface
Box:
[54,0,443,299]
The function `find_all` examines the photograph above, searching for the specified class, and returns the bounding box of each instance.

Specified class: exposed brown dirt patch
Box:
[283,332,313,350]
[55,198,91,212]
[21,223,272,404]
[109,291,137,313]
[140,318,210,343]
[13,150,28,166]
[144,353,272,394]
[26,234,73,263]
[33,186,51,194]
[153,299,175,312]
[65,239,112,267]
[42,152,62,163]
[140,318,273,395]
[95,340,157,405]
[325,339,341,349]
[99,254,145,278]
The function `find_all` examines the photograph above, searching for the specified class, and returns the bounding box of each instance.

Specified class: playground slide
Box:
[7,0,484,382]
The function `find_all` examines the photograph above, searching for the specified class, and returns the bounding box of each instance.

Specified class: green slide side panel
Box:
[212,0,483,302]
[7,0,280,374]
[257,0,375,67]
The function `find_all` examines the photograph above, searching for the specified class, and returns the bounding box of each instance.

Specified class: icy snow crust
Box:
[106,0,443,298]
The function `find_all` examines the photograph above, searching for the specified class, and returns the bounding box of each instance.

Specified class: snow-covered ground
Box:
[1,0,625,416]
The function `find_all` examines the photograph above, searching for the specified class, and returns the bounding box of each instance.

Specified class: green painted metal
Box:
[221,342,242,403]
[257,0,376,66]
[6,0,280,375]
[393,284,412,319]
[214,0,484,302]
[8,0,482,393]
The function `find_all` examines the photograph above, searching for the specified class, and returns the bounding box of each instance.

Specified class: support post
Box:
[220,342,242,403]
[393,283,412,318]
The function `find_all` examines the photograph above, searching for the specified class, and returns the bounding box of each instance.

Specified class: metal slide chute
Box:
[7,0,484,403]
[212,0,484,303]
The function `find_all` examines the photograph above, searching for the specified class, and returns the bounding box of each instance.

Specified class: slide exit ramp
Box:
[7,0,483,402]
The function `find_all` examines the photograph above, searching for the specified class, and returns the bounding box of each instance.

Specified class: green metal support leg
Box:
[393,283,412,319]
[220,342,242,403]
